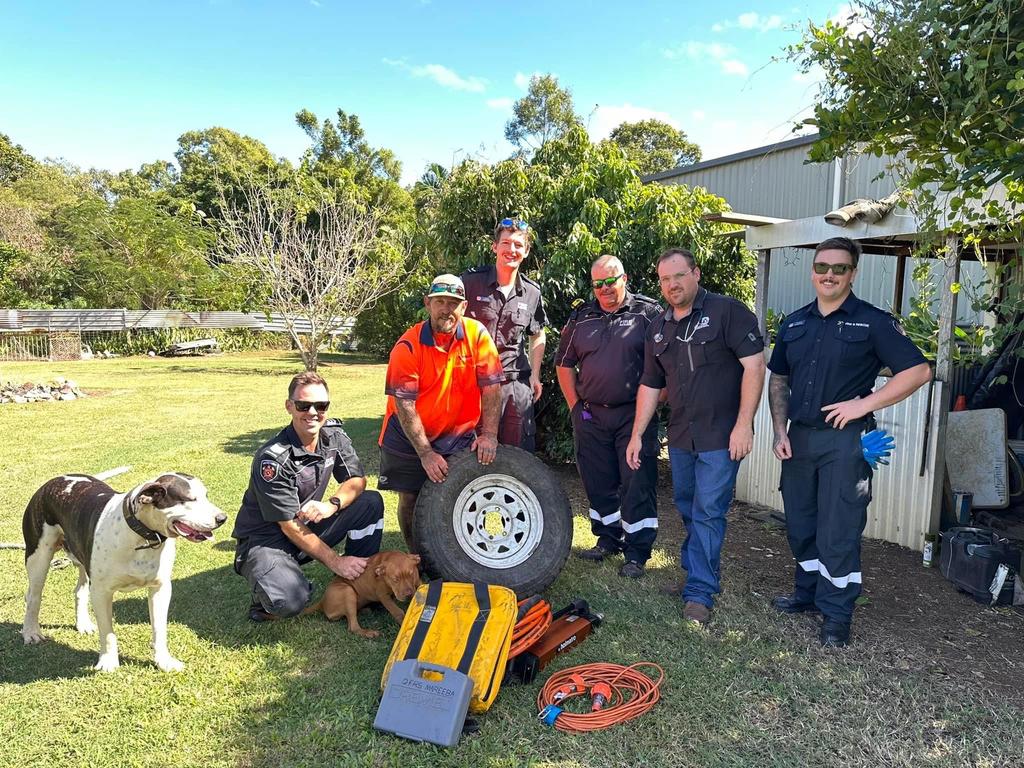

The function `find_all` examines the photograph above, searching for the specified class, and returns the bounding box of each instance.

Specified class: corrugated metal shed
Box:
[652,134,987,324]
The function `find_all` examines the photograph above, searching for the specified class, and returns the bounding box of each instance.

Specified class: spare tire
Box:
[413,446,572,597]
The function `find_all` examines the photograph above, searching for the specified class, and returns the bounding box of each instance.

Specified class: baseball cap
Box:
[426,274,466,300]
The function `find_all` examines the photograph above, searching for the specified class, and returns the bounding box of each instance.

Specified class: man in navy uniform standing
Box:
[627,248,766,624]
[768,237,930,646]
[556,254,662,578]
[462,217,548,452]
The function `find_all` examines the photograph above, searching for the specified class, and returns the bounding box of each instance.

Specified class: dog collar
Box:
[122,495,167,550]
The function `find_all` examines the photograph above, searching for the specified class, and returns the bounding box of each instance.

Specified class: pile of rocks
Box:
[0,378,87,404]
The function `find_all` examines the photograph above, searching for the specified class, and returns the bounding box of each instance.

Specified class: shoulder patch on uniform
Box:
[892,317,908,336]
[322,418,343,428]
[571,297,585,310]
[260,460,279,482]
[464,264,489,274]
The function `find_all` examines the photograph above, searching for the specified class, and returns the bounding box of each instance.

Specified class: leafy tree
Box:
[0,133,37,185]
[296,108,402,184]
[504,74,581,151]
[790,0,1024,235]
[175,127,290,219]
[608,119,702,176]
[53,196,214,309]
[420,125,752,459]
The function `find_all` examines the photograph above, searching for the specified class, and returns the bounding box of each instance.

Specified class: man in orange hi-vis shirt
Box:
[378,273,504,552]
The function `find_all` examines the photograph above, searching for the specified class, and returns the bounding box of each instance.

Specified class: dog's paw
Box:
[355,628,381,639]
[21,628,46,645]
[155,654,184,673]
[94,654,120,672]
[76,619,97,634]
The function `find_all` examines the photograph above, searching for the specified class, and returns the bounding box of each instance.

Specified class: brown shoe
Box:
[683,601,710,626]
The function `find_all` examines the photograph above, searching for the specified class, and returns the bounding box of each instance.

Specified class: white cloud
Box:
[486,97,513,110]
[382,59,486,92]
[831,3,869,36]
[693,117,813,162]
[513,71,543,91]
[587,103,679,140]
[721,59,749,76]
[713,11,783,33]
[663,41,749,77]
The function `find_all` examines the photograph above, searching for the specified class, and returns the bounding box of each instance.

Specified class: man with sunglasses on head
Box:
[626,248,766,625]
[232,372,385,622]
[767,237,930,647]
[378,273,504,553]
[461,217,548,452]
[556,254,663,578]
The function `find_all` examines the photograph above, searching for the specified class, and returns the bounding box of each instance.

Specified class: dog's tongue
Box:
[173,522,212,541]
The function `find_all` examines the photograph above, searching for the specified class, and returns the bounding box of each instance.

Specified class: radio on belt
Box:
[507,599,603,684]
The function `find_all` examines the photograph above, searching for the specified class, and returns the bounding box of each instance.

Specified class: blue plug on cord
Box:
[861,429,895,469]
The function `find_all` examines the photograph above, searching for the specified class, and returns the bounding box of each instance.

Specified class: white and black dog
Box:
[21,473,226,672]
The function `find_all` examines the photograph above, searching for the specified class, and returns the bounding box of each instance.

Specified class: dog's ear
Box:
[374,565,387,577]
[409,554,421,565]
[137,483,166,506]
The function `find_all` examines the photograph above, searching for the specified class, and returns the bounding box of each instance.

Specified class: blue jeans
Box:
[669,447,739,608]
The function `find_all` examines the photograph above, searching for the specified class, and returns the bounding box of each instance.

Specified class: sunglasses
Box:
[813,262,854,275]
[291,399,330,414]
[427,282,466,298]
[591,274,625,289]
[499,217,529,231]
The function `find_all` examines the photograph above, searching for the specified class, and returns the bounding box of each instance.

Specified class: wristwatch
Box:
[328,496,342,511]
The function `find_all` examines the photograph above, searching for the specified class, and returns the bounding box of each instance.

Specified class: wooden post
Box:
[927,234,960,538]
[934,235,961,383]
[755,248,771,342]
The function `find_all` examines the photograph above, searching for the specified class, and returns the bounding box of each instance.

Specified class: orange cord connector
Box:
[509,596,552,658]
[537,662,664,732]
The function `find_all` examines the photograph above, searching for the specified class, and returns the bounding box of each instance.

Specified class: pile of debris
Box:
[0,378,87,404]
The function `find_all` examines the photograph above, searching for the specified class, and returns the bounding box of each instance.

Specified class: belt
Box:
[502,371,529,384]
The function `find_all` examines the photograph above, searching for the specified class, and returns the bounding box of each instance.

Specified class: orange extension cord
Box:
[537,662,665,732]
[509,597,552,658]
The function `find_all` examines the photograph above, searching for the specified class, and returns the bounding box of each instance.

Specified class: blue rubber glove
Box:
[861,429,895,469]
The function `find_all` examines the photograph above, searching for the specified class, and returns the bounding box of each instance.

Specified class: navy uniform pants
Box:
[573,402,659,564]
[498,377,536,452]
[235,490,385,618]
[780,423,872,623]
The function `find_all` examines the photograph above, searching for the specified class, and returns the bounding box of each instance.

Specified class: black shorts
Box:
[378,448,429,493]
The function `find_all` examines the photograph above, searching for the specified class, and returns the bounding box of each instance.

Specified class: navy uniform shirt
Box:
[556,292,663,407]
[767,292,927,428]
[462,265,548,377]
[640,288,765,452]
[232,419,364,547]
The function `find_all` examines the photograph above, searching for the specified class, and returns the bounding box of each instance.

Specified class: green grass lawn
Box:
[1,352,1021,768]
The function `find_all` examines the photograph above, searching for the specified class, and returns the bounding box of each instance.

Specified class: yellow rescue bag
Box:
[382,580,516,713]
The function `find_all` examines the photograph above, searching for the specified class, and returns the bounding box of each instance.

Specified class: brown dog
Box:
[303,551,422,638]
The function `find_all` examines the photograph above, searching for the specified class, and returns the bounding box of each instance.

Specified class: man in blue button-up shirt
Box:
[767,237,931,647]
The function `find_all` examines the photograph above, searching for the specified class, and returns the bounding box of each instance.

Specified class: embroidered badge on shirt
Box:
[693,316,710,331]
[654,333,664,342]
[517,302,528,310]
[893,319,907,336]
[260,461,278,482]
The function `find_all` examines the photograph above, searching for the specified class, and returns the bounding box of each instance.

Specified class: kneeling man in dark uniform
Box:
[233,372,384,622]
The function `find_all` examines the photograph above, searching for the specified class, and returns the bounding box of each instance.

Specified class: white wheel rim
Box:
[451,473,544,569]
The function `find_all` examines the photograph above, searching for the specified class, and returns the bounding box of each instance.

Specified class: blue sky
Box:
[1,0,847,185]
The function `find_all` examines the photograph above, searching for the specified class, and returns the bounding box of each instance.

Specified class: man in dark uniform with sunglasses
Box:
[232,371,385,622]
[627,248,766,625]
[556,254,662,578]
[768,237,930,647]
[461,217,548,452]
